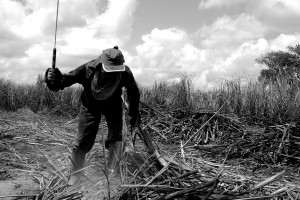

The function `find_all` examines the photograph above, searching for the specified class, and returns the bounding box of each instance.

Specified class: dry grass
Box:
[1,74,300,124]
[1,75,300,199]
[1,104,300,199]
[0,109,112,199]
[0,76,82,116]
[116,103,300,200]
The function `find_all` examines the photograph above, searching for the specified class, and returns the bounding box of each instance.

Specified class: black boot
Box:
[107,141,123,176]
[68,148,86,186]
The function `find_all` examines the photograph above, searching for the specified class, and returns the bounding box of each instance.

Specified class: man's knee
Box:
[105,136,122,149]
[76,107,100,153]
[71,145,90,155]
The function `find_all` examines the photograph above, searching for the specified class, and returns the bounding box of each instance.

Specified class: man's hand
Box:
[45,68,63,91]
[130,110,141,128]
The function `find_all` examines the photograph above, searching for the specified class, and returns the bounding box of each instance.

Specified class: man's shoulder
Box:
[124,65,133,75]
[87,57,101,69]
[83,59,101,81]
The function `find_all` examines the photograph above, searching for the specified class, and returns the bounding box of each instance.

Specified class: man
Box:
[45,46,140,185]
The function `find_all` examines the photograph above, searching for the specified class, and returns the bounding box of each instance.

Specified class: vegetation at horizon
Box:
[1,44,300,125]
[1,72,299,125]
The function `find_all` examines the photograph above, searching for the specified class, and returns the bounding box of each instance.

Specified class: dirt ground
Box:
[0,108,124,199]
[1,109,40,198]
[1,108,300,199]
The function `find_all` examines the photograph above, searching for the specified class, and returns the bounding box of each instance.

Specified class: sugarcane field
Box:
[2,0,300,200]
[1,74,300,200]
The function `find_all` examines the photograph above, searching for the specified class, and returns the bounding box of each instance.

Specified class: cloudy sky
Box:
[1,0,300,88]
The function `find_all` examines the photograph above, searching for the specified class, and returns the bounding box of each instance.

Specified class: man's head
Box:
[101,46,125,72]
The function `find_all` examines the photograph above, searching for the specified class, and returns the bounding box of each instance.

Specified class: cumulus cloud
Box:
[1,0,300,90]
[127,28,206,86]
[198,0,244,9]
[129,26,266,88]
[268,34,300,51]
[193,14,265,57]
[205,39,268,83]
[129,13,300,89]
[199,0,300,12]
[198,0,300,34]
[0,0,138,83]
[128,14,267,88]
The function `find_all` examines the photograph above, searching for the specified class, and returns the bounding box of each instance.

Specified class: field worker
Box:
[44,46,140,185]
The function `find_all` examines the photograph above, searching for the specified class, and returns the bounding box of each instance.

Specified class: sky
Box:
[1,0,300,89]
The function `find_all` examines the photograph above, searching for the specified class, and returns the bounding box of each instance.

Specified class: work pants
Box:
[74,101,123,153]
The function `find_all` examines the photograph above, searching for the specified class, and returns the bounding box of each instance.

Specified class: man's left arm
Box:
[124,66,140,127]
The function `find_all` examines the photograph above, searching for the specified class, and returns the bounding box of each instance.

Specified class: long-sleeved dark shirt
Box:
[60,55,140,116]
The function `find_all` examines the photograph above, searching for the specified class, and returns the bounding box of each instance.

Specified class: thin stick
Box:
[182,103,226,148]
[164,179,215,200]
[0,194,39,199]
[120,184,182,190]
[54,0,59,49]
[101,119,111,199]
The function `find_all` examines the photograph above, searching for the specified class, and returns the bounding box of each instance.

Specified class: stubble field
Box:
[1,75,300,199]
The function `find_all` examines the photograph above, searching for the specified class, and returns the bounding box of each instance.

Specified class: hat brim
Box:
[103,64,125,72]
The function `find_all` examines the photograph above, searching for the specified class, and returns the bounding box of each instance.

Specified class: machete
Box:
[121,93,167,167]
[52,0,59,69]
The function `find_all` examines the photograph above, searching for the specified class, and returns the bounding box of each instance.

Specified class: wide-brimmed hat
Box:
[101,46,125,72]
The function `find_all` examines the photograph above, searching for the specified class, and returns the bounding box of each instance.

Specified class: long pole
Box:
[52,0,59,69]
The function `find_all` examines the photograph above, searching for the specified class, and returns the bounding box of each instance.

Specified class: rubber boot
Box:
[68,148,86,186]
[107,141,123,177]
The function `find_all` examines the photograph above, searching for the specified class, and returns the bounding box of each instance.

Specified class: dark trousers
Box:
[75,101,123,153]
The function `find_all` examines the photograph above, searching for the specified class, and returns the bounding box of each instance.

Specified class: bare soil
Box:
[1,108,300,199]
[0,108,122,199]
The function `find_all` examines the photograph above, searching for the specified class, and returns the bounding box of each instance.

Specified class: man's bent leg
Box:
[104,103,123,175]
[68,148,86,185]
[107,141,123,176]
[104,103,123,148]
[68,105,101,185]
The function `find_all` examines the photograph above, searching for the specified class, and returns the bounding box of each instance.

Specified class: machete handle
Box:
[52,48,56,69]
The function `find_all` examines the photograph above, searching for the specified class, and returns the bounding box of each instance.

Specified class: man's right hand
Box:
[45,68,63,91]
[130,110,141,128]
